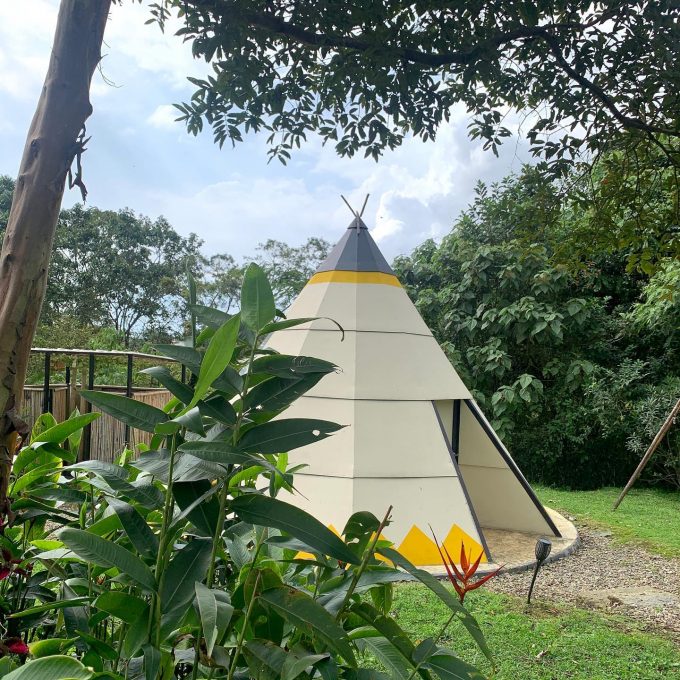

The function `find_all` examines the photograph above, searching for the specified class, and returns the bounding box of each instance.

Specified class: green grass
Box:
[533,485,680,558]
[391,585,680,679]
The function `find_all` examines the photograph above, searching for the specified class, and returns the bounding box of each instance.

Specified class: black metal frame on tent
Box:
[463,399,562,538]
[431,401,493,562]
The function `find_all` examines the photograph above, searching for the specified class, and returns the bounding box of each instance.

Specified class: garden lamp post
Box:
[527,538,552,604]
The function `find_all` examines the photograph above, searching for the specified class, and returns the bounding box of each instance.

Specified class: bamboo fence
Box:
[22,385,171,463]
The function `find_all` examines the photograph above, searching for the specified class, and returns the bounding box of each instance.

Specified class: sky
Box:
[0,1,533,263]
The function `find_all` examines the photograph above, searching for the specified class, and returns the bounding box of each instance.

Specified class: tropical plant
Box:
[0,265,493,680]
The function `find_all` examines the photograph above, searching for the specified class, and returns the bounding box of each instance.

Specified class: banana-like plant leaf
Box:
[242,375,325,414]
[232,494,358,564]
[260,588,356,666]
[8,597,90,619]
[250,354,338,378]
[195,583,218,656]
[28,638,78,659]
[80,391,167,433]
[238,418,344,454]
[141,366,194,404]
[188,314,240,409]
[425,649,486,680]
[281,652,329,680]
[133,450,227,483]
[172,481,220,536]
[191,304,230,329]
[143,644,162,680]
[30,413,100,446]
[241,263,276,332]
[106,497,158,558]
[3,656,93,680]
[350,603,419,672]
[356,637,413,679]
[94,591,147,624]
[198,394,237,425]
[154,344,202,374]
[259,316,344,340]
[243,639,287,678]
[161,539,212,614]
[59,528,156,592]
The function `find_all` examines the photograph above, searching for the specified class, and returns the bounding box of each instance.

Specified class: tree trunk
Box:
[0,0,111,520]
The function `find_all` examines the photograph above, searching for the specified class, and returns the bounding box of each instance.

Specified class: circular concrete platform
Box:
[421,508,580,577]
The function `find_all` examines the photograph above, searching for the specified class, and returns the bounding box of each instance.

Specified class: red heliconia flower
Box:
[431,529,503,603]
[5,639,29,656]
[0,568,10,581]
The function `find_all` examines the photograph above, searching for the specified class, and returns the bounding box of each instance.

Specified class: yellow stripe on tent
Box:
[308,271,402,287]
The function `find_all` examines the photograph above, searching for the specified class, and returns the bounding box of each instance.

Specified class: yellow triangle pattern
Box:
[397,524,486,566]
[294,525,341,561]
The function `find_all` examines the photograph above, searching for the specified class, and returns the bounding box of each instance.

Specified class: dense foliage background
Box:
[2,139,678,492]
[394,153,679,490]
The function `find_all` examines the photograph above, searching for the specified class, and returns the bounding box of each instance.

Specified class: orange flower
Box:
[432,530,502,603]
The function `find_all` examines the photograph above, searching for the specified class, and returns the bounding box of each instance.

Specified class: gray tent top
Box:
[316,217,394,275]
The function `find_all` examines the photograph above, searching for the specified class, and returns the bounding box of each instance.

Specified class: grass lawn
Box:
[533,485,680,558]
[391,585,680,679]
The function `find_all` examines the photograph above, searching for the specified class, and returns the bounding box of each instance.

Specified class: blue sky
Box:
[0,1,532,262]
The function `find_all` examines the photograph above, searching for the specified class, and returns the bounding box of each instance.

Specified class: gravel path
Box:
[486,523,680,643]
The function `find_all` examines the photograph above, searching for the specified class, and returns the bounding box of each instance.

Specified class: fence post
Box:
[124,354,133,446]
[81,353,96,461]
[42,351,52,414]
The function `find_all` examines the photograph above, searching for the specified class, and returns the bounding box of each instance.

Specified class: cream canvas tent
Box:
[268,216,560,566]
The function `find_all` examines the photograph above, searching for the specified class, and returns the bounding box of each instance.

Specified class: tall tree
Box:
[253,237,331,308]
[46,205,202,345]
[0,0,110,517]
[167,1,680,170]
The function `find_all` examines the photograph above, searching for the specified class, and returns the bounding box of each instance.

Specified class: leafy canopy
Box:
[152,0,680,171]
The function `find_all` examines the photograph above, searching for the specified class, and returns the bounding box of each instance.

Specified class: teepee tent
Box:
[268,215,560,566]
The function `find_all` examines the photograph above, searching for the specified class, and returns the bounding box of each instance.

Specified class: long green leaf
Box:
[232,494,359,564]
[281,652,330,680]
[242,375,325,414]
[161,539,212,614]
[30,413,100,446]
[3,656,93,680]
[238,418,344,454]
[59,528,156,592]
[172,481,220,536]
[154,344,202,374]
[425,649,486,680]
[195,583,218,656]
[259,316,345,340]
[241,262,276,332]
[94,591,147,624]
[8,597,90,619]
[250,354,338,378]
[188,314,240,409]
[243,639,287,678]
[106,497,159,558]
[356,637,413,679]
[260,588,356,666]
[80,391,167,433]
[141,366,194,404]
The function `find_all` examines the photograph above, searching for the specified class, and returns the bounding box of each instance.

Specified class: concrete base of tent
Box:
[420,508,579,576]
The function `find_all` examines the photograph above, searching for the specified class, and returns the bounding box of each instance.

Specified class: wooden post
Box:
[613,398,680,510]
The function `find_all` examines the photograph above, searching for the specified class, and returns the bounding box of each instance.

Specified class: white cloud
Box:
[147,104,180,130]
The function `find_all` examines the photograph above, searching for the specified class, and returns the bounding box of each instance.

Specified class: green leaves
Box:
[260,588,356,666]
[93,591,147,624]
[161,539,212,615]
[30,413,100,446]
[80,391,167,432]
[231,494,359,564]
[241,263,276,332]
[195,583,218,656]
[188,314,240,408]
[3,656,93,680]
[59,528,156,592]
[238,419,344,454]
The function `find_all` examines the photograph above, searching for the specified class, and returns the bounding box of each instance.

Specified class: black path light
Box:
[527,538,552,604]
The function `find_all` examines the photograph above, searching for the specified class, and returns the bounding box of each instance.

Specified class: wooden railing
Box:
[26,348,180,462]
